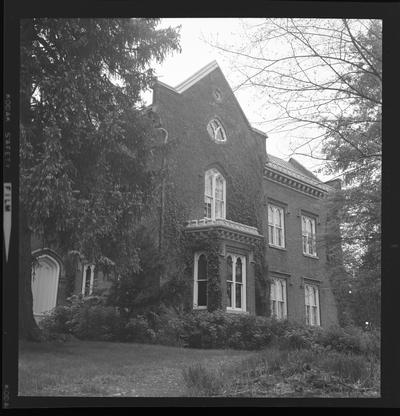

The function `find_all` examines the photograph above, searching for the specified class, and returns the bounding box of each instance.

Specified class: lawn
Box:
[18,340,255,397]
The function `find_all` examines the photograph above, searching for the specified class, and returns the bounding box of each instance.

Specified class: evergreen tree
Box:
[20,18,180,340]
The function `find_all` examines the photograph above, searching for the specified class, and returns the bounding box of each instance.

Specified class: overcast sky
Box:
[145,18,332,180]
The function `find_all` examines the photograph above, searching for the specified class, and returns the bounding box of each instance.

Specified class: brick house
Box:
[30,61,340,327]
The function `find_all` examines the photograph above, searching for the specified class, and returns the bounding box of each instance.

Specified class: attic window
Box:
[207,118,227,142]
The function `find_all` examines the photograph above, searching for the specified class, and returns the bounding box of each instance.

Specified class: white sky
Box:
[144,18,332,180]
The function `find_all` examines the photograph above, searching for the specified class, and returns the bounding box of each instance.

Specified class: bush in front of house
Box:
[314,324,380,357]
[39,294,123,341]
[39,301,380,359]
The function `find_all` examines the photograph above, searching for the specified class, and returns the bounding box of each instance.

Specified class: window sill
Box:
[303,253,319,260]
[268,244,286,251]
[193,306,207,310]
[226,308,248,314]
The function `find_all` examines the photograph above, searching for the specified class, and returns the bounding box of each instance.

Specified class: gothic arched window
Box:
[204,168,226,220]
[207,118,227,142]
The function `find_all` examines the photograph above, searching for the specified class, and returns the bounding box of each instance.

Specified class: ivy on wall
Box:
[254,240,270,317]
[181,229,222,312]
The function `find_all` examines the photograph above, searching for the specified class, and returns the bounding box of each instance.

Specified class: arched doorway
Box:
[31,254,60,322]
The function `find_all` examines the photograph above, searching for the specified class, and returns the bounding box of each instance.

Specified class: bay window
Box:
[226,254,246,312]
[193,253,208,309]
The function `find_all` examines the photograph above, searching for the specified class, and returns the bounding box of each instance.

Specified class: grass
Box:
[18,339,254,396]
[19,339,380,398]
[182,347,381,397]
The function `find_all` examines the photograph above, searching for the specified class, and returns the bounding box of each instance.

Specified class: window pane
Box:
[236,283,242,308]
[276,228,282,246]
[268,225,274,244]
[226,256,232,281]
[235,258,242,283]
[227,282,232,307]
[215,200,223,219]
[198,280,207,307]
[268,206,274,225]
[198,254,207,280]
[84,266,91,296]
[277,208,283,227]
[278,301,284,319]
[271,300,276,317]
[205,173,213,196]
[270,280,276,301]
[312,306,318,326]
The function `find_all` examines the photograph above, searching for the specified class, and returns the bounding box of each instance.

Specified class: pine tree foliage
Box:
[19,18,181,339]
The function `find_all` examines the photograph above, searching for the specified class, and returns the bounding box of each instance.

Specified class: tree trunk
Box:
[19,205,41,341]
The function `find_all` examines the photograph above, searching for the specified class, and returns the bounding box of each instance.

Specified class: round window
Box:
[213,89,222,102]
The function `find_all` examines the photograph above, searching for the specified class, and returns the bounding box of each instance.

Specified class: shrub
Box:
[39,294,123,341]
[124,315,156,343]
[315,325,380,357]
[39,305,73,336]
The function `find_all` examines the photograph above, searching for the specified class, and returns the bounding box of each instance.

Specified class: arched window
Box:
[82,264,95,296]
[226,254,246,312]
[193,253,208,309]
[270,277,287,320]
[268,204,285,248]
[207,118,227,142]
[305,283,320,326]
[204,168,226,220]
[302,215,317,256]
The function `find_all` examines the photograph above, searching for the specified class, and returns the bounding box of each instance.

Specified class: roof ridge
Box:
[174,60,219,93]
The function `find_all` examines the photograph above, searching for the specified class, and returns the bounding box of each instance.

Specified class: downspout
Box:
[158,128,169,252]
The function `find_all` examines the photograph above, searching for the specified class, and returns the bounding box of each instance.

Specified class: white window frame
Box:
[268,204,285,248]
[302,215,317,257]
[193,252,208,310]
[207,118,227,142]
[82,264,95,296]
[204,168,226,220]
[270,277,287,320]
[304,283,321,326]
[226,254,247,312]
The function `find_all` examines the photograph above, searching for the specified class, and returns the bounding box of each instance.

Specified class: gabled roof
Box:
[153,60,268,139]
[175,60,220,93]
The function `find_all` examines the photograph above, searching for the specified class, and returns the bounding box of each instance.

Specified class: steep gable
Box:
[152,61,267,144]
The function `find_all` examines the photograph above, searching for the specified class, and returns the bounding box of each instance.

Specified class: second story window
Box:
[207,118,227,142]
[302,215,317,256]
[268,204,285,248]
[204,168,226,220]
